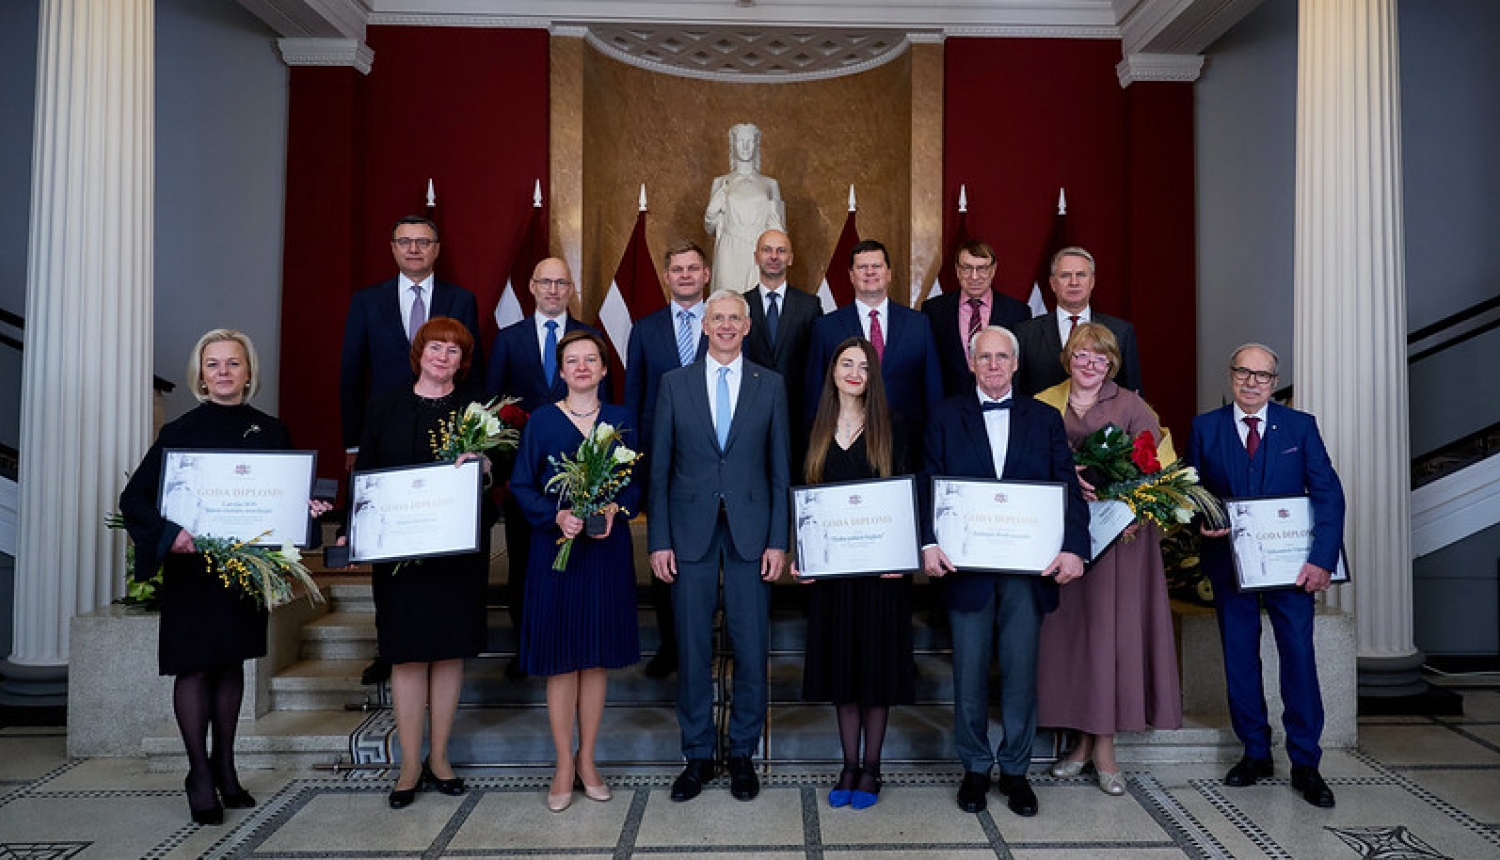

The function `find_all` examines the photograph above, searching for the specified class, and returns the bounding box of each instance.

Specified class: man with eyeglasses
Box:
[922,240,1032,397]
[339,216,482,469]
[1012,246,1140,396]
[1186,343,1345,809]
[486,257,604,680]
[624,242,712,678]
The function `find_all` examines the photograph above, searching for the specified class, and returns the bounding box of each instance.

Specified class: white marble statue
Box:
[704,123,786,293]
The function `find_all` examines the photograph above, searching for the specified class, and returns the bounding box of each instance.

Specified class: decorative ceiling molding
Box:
[1117,0,1264,55]
[278,37,376,73]
[238,0,370,40]
[585,25,915,82]
[1115,51,1204,86]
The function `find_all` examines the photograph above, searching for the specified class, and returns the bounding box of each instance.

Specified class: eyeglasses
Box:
[393,237,436,249]
[957,263,994,276]
[1230,366,1277,385]
[532,278,573,290]
[1070,352,1110,369]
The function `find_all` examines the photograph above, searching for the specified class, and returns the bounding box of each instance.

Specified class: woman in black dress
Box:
[120,329,330,826]
[353,316,493,809]
[795,337,914,810]
[510,331,641,811]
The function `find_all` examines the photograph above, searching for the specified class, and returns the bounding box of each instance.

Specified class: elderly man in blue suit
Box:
[486,256,603,680]
[648,289,789,804]
[625,242,712,679]
[1187,343,1344,809]
[920,325,1088,818]
[339,216,482,468]
[806,239,941,461]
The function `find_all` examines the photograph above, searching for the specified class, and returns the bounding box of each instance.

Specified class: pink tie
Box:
[869,309,885,359]
[1244,416,1261,458]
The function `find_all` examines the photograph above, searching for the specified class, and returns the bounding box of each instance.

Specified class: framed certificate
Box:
[931,478,1065,574]
[348,460,483,564]
[792,476,920,578]
[1226,495,1350,592]
[1087,499,1135,562]
[160,449,317,546]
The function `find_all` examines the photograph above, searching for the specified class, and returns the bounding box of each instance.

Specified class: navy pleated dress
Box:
[509,403,642,676]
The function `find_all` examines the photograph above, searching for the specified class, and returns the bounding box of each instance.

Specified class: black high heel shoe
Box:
[422,758,466,796]
[185,773,224,826]
[211,768,256,809]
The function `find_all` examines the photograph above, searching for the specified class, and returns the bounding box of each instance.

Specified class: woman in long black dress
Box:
[120,329,329,826]
[796,337,914,810]
[354,316,493,809]
[510,331,641,811]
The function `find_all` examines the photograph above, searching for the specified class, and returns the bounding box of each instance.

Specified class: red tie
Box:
[1067,314,1080,336]
[869,309,885,359]
[966,297,984,346]
[1244,416,1261,458]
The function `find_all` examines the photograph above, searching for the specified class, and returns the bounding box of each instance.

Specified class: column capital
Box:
[277,37,374,74]
[1115,52,1204,88]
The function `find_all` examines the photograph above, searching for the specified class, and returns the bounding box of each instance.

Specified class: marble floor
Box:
[2,689,1499,859]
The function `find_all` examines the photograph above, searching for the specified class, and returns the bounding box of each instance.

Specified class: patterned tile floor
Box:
[2,689,1498,859]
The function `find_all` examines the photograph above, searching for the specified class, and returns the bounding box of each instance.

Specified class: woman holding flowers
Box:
[1033,323,1184,795]
[354,316,495,809]
[120,329,330,826]
[510,330,641,812]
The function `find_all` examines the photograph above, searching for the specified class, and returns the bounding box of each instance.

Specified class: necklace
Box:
[563,401,600,419]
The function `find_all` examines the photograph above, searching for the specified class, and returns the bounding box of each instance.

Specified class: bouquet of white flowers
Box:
[543,421,640,571]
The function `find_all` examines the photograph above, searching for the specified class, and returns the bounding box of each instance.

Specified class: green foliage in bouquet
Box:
[544,421,640,571]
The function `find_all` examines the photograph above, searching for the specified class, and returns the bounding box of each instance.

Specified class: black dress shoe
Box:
[388,784,418,809]
[1223,755,1274,787]
[645,651,677,679]
[956,770,991,813]
[996,773,1038,817]
[219,788,256,809]
[1290,765,1336,808]
[423,759,467,796]
[726,756,760,801]
[186,773,224,825]
[670,758,716,802]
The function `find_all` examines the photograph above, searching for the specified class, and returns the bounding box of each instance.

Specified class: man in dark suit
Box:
[806,239,941,459]
[486,257,602,680]
[1187,343,1344,809]
[921,325,1088,818]
[648,289,789,804]
[624,242,710,678]
[1012,246,1140,396]
[339,216,482,468]
[743,229,822,478]
[922,240,1031,397]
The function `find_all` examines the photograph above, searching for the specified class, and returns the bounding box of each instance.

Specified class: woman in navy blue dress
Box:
[510,330,641,811]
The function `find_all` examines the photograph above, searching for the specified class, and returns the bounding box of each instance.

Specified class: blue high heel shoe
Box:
[828,766,860,808]
[850,772,882,810]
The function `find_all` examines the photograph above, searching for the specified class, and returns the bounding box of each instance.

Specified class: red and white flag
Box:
[817,185,860,314]
[918,184,971,307]
[597,185,662,402]
[489,181,547,346]
[1029,187,1069,317]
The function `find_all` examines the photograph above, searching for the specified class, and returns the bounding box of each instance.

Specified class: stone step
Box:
[269,659,378,711]
[299,610,377,660]
[324,580,375,614]
[142,709,371,772]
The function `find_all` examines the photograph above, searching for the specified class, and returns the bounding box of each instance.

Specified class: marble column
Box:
[1,0,154,704]
[1293,0,1421,697]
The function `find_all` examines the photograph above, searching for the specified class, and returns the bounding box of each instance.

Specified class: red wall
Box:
[279,27,550,481]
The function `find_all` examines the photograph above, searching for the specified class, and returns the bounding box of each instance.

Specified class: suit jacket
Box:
[805,301,942,453]
[647,358,790,564]
[1012,310,1141,397]
[485,314,604,412]
[624,304,708,456]
[922,289,1032,398]
[1187,402,1346,580]
[744,284,823,400]
[920,393,1090,615]
[339,277,482,447]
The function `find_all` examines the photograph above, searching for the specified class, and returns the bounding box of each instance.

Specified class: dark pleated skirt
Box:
[519,520,640,676]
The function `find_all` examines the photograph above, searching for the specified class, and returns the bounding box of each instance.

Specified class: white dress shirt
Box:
[857,296,891,341]
[1054,305,1092,346]
[398,274,435,340]
[977,388,1013,478]
[705,353,745,429]
[1233,403,1270,449]
[532,311,567,365]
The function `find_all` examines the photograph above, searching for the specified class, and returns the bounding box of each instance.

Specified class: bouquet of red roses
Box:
[1073,424,1226,531]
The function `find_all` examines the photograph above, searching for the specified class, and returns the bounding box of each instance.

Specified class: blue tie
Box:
[677,310,696,366]
[765,291,780,345]
[542,319,558,386]
[715,366,731,449]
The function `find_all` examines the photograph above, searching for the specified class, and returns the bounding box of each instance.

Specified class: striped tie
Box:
[677,310,696,366]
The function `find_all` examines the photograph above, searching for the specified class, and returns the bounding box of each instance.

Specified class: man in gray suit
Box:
[649,289,790,803]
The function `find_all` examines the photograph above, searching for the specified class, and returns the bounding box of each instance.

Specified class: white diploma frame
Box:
[159,449,316,546]
[1226,495,1350,592]
[792,476,920,578]
[1087,499,1136,562]
[931,478,1065,574]
[348,460,483,564]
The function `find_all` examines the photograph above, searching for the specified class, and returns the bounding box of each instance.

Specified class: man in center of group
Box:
[921,325,1088,818]
[922,239,1031,397]
[649,289,790,804]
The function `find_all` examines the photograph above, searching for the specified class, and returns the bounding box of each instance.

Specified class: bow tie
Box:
[981,400,1011,412]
